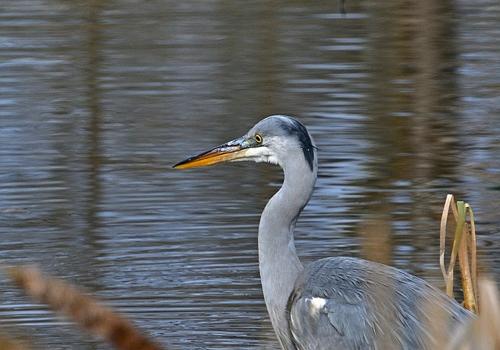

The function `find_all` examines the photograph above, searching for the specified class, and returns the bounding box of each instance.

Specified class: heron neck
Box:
[258,158,317,349]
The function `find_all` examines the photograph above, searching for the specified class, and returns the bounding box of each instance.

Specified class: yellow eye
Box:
[255,134,263,144]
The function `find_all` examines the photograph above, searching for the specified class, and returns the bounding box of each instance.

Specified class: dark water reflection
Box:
[1,0,499,349]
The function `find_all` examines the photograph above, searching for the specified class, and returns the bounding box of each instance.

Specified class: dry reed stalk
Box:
[458,236,477,313]
[7,266,164,350]
[439,194,478,313]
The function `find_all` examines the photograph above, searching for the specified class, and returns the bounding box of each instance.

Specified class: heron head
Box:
[174,115,316,171]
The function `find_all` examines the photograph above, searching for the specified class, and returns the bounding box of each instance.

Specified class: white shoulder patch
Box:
[310,297,327,309]
[306,297,327,317]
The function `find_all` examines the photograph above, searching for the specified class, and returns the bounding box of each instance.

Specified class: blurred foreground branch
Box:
[7,266,164,350]
[447,278,500,349]
[0,333,29,350]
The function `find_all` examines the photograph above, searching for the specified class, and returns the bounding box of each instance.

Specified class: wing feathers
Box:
[287,257,472,350]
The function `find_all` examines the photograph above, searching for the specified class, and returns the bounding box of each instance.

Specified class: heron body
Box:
[174,115,472,349]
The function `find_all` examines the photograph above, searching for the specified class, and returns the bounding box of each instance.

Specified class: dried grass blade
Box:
[466,204,478,310]
[446,201,466,297]
[440,194,454,295]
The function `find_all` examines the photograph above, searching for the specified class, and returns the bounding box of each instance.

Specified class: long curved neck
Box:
[258,157,317,349]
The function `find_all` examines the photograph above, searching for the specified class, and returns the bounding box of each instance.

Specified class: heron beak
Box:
[173,137,249,169]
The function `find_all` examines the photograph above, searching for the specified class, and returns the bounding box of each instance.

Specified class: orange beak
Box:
[173,138,249,169]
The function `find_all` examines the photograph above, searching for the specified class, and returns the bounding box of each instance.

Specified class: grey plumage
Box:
[288,257,471,349]
[174,115,473,350]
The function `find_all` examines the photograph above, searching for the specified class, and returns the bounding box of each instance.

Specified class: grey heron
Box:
[174,115,472,349]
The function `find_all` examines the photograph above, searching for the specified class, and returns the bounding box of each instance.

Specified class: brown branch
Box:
[7,266,164,350]
[0,334,29,350]
[446,278,500,349]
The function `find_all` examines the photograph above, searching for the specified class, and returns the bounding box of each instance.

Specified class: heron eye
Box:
[254,134,263,144]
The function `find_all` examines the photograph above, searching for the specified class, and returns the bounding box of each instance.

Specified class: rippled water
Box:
[1,0,499,349]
